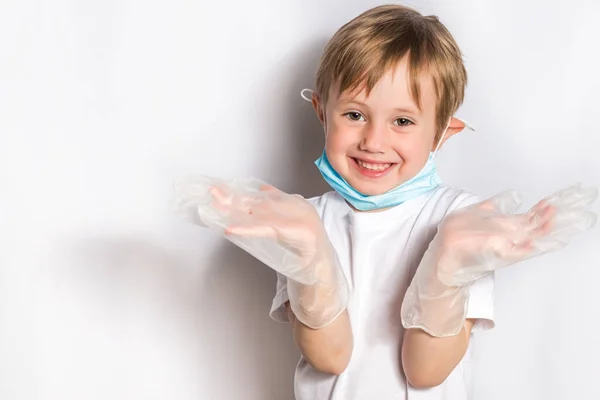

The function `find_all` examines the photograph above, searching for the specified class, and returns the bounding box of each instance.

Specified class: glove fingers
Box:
[173,175,224,226]
[544,209,597,237]
[541,183,598,210]
[478,190,523,214]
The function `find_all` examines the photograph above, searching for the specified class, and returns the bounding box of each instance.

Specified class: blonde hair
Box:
[315,4,467,141]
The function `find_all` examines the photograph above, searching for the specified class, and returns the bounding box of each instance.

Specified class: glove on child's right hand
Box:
[174,175,349,329]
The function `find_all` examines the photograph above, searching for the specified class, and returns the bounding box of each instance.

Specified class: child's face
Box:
[317,57,440,196]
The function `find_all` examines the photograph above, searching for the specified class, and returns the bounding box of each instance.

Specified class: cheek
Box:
[392,134,432,160]
[325,123,354,154]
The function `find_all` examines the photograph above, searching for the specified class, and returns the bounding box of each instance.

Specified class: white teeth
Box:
[356,159,392,171]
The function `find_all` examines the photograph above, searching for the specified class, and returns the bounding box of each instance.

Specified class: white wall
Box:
[1,1,598,399]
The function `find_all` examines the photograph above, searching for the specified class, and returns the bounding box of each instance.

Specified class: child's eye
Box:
[394,118,413,127]
[344,111,365,122]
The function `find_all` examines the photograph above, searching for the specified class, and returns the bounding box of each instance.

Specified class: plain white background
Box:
[1,0,598,399]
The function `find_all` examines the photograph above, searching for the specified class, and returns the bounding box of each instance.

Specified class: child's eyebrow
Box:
[393,107,420,116]
[339,100,368,108]
[338,100,420,116]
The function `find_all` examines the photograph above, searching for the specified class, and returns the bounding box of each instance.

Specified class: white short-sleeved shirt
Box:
[270,185,495,400]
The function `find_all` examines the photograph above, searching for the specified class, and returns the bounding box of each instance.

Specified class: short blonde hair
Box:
[315,4,467,141]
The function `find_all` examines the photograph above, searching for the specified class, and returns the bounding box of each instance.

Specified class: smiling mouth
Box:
[352,157,397,177]
[354,158,394,171]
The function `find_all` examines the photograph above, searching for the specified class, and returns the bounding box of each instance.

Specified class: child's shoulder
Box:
[427,184,482,214]
[305,191,345,214]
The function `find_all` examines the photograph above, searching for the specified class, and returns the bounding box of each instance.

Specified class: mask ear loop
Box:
[432,119,451,160]
[300,88,328,134]
[300,88,314,102]
[431,117,476,160]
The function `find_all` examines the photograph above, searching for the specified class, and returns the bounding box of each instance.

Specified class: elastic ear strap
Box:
[301,88,327,133]
[432,119,452,157]
[300,88,314,102]
[432,116,476,158]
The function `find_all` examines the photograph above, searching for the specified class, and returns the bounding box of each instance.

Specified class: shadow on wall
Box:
[67,234,298,400]
[253,38,332,198]
[66,40,332,400]
[283,40,333,198]
[187,38,333,397]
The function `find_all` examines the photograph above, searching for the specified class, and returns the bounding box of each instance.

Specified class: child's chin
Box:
[352,181,399,196]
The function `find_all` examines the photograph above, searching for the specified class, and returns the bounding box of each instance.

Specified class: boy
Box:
[175,4,597,399]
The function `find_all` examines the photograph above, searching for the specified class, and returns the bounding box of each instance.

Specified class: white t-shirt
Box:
[270,185,495,400]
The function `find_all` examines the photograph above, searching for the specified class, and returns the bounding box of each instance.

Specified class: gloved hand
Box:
[401,183,598,337]
[174,175,349,329]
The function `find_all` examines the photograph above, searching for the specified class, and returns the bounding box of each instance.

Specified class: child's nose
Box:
[359,123,387,153]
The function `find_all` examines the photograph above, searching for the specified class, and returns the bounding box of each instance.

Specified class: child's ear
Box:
[434,116,475,150]
[311,93,326,126]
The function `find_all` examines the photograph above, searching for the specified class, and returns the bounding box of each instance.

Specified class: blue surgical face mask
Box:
[314,150,442,211]
[300,88,474,212]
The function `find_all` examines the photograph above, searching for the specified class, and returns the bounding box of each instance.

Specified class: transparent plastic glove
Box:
[401,183,598,337]
[173,175,349,329]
